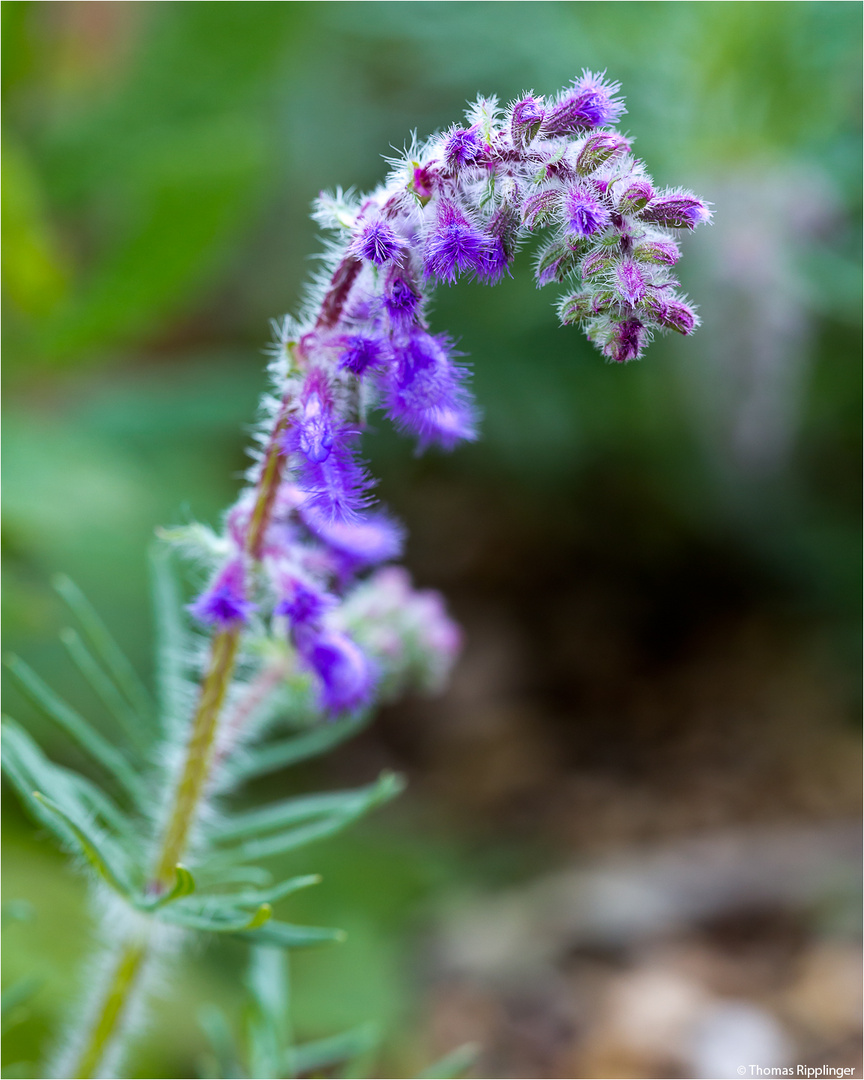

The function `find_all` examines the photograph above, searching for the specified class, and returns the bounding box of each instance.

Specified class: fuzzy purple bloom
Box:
[542,71,624,137]
[565,188,611,237]
[301,629,375,714]
[293,379,335,464]
[304,511,404,567]
[640,194,711,229]
[338,334,389,376]
[411,165,436,201]
[275,578,334,627]
[606,318,647,363]
[614,260,647,305]
[188,559,255,628]
[382,273,421,327]
[355,220,403,265]
[297,430,373,525]
[385,331,477,450]
[444,127,484,169]
[424,204,490,283]
[477,236,511,284]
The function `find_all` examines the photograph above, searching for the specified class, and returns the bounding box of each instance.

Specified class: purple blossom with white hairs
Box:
[189,558,255,628]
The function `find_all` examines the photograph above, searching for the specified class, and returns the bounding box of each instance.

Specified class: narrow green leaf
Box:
[231,715,370,782]
[32,793,132,897]
[239,919,345,949]
[149,544,189,729]
[53,574,154,727]
[163,903,272,934]
[1,722,86,850]
[60,627,148,752]
[213,776,399,842]
[5,655,147,807]
[198,1004,243,1080]
[246,947,288,1079]
[416,1043,480,1079]
[2,719,135,843]
[286,1023,379,1077]
[198,874,320,910]
[216,772,404,864]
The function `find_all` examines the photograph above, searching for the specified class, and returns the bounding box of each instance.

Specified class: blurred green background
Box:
[2,3,861,1078]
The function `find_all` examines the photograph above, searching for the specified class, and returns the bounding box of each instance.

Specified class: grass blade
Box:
[239,919,345,949]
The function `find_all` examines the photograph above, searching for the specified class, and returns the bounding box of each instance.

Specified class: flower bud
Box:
[521,189,561,230]
[643,296,698,334]
[575,132,630,176]
[565,188,611,238]
[640,194,711,229]
[614,259,647,305]
[558,292,592,324]
[616,178,654,214]
[510,96,545,148]
[632,238,681,266]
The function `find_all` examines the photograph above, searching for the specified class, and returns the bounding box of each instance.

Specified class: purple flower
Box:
[301,629,375,714]
[382,272,421,328]
[565,188,611,237]
[275,578,334,626]
[384,331,477,450]
[290,372,335,464]
[338,334,389,376]
[354,220,403,265]
[424,204,490,283]
[296,429,373,524]
[188,559,255,628]
[510,95,545,147]
[444,127,483,169]
[542,71,624,136]
[477,236,510,284]
[640,194,712,229]
[614,260,647,305]
[303,511,405,568]
[606,318,647,363]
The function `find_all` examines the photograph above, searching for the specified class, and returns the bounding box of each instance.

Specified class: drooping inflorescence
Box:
[187,72,710,715]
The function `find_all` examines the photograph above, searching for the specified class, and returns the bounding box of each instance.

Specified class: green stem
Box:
[152,628,240,887]
[71,940,147,1079]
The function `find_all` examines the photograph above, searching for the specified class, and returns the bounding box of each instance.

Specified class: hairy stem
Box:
[68,252,361,1078]
[71,939,148,1080]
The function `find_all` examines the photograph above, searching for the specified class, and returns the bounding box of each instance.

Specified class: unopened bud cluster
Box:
[186,72,709,715]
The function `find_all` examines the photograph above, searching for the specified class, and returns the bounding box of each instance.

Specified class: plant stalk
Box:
[67,255,357,1078]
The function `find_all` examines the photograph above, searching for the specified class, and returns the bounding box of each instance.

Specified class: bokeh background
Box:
[2,3,861,1078]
